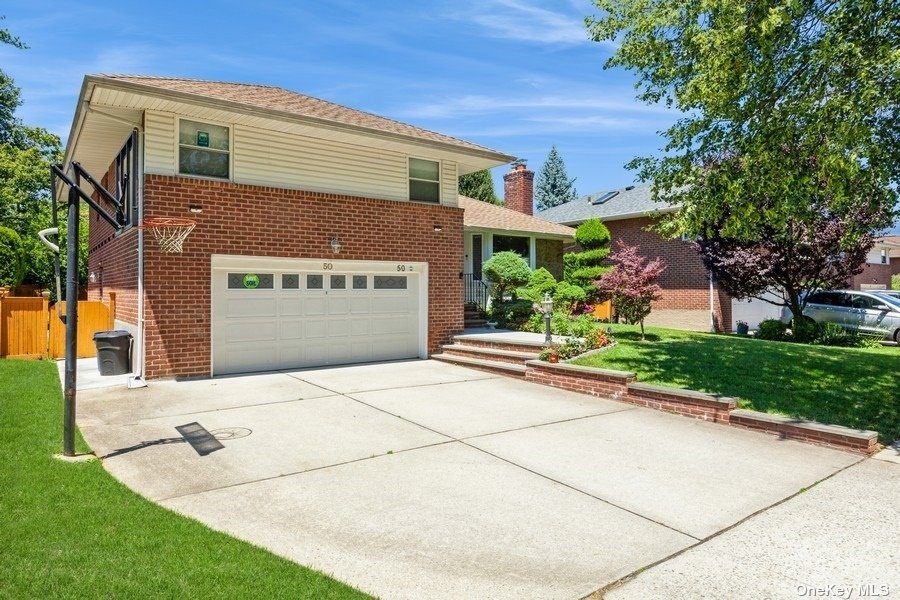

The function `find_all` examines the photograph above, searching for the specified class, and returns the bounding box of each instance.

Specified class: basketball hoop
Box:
[138,217,196,253]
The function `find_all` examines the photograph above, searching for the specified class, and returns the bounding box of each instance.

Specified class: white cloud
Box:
[454,0,614,47]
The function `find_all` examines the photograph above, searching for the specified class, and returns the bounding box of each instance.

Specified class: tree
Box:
[535,146,577,211]
[0,22,68,289]
[482,251,531,305]
[587,0,899,315]
[597,240,665,339]
[563,218,612,305]
[0,225,25,288]
[459,169,500,205]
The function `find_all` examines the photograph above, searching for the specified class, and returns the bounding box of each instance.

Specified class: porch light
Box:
[541,292,553,343]
[433,223,443,232]
[329,236,342,254]
[188,204,203,214]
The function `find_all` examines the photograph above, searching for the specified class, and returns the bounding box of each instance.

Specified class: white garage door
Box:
[212,256,426,375]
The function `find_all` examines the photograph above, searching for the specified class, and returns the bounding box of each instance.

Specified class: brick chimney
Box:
[503,162,534,216]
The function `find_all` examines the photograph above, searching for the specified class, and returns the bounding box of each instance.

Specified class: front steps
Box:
[463,303,488,328]
[432,333,543,378]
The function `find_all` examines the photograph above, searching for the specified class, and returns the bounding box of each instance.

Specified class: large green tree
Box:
[535,146,578,211]
[587,0,899,313]
[0,20,67,289]
[459,169,501,205]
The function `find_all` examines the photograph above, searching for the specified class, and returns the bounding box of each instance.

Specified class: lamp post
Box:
[542,292,553,344]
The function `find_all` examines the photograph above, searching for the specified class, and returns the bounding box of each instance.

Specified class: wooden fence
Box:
[0,293,116,359]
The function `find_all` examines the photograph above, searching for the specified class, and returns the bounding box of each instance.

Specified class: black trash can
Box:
[93,330,133,376]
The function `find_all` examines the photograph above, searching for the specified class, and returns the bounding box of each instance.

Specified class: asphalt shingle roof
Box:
[537,185,679,225]
[97,75,511,158]
[459,196,575,237]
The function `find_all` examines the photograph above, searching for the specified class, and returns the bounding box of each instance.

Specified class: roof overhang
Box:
[464,225,574,240]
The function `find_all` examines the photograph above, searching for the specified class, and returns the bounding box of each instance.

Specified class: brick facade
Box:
[851,262,893,290]
[89,174,464,379]
[602,216,731,331]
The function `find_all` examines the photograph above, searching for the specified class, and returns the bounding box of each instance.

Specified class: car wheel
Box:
[894,329,900,345]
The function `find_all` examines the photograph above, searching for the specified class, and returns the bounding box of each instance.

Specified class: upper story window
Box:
[179,119,230,179]
[409,158,440,203]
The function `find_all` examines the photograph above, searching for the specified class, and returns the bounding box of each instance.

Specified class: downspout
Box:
[709,270,716,332]
[129,126,147,388]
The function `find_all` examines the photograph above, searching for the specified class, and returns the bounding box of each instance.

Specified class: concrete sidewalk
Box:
[73,359,887,599]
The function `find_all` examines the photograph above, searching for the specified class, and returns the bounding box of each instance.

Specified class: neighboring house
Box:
[538,185,733,331]
[851,236,897,290]
[460,163,575,292]
[68,75,515,379]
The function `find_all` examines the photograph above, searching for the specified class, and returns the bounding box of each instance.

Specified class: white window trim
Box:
[407,156,442,204]
[175,116,234,181]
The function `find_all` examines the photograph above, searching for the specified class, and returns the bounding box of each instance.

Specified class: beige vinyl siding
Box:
[141,111,459,204]
[232,125,409,201]
[441,161,458,207]
[144,111,176,175]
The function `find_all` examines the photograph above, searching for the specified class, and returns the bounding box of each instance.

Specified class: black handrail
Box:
[463,273,490,312]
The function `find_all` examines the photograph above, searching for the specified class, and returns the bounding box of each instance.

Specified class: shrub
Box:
[553,280,586,313]
[757,319,788,341]
[811,322,859,347]
[516,267,557,303]
[490,299,534,330]
[563,218,612,304]
[791,318,819,343]
[0,226,25,288]
[570,314,597,337]
[482,251,531,304]
[892,273,899,291]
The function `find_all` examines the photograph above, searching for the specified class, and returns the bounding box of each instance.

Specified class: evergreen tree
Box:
[564,218,612,305]
[535,146,577,211]
[458,169,500,205]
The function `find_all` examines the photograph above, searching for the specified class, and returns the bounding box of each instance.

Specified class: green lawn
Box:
[572,325,899,443]
[0,358,369,599]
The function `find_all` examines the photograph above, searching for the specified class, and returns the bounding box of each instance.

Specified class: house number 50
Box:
[397,265,414,272]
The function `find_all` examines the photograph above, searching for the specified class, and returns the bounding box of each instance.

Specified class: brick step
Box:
[450,335,546,355]
[431,353,527,378]
[441,343,539,365]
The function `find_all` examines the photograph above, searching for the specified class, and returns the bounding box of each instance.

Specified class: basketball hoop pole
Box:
[63,184,80,457]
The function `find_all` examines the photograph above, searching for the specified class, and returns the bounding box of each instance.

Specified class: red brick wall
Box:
[140,174,464,379]
[851,262,893,289]
[503,165,534,216]
[87,168,139,325]
[603,216,731,331]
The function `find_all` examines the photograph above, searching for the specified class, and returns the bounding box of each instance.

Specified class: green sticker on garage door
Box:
[242,273,260,289]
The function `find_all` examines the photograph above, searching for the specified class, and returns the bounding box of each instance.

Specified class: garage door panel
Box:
[280,320,302,340]
[372,296,412,314]
[350,319,369,336]
[305,320,327,338]
[304,297,326,316]
[327,297,350,315]
[350,297,370,313]
[225,321,278,342]
[372,316,412,335]
[280,298,303,317]
[225,297,276,318]
[213,262,422,375]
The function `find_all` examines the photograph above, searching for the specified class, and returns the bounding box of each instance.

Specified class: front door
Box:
[473,234,483,280]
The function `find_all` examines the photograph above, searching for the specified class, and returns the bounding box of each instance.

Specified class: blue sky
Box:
[2,1,898,233]
[2,0,677,197]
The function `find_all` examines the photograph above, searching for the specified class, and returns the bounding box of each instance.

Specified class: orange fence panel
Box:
[593,300,612,321]
[0,297,49,358]
[48,301,111,358]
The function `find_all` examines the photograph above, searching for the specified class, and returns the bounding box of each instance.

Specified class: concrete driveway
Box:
[74,359,895,599]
